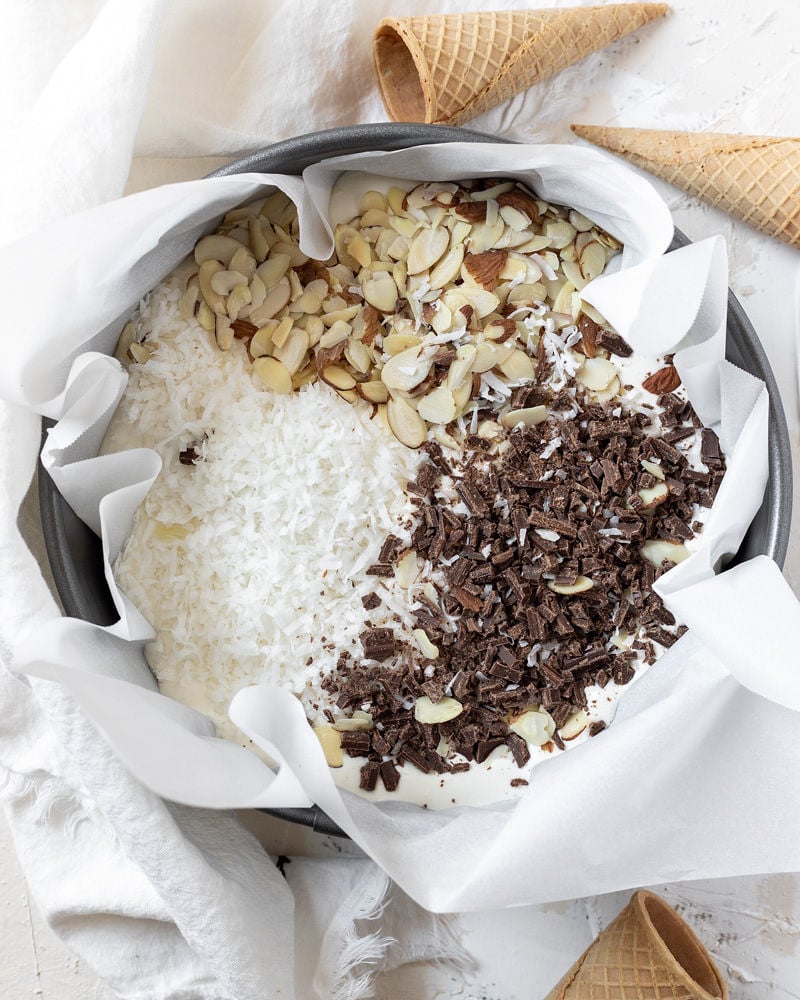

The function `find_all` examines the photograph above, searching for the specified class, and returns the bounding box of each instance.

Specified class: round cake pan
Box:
[39,123,793,838]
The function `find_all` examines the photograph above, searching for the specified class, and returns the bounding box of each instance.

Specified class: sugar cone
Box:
[545,891,729,999]
[373,5,668,127]
[571,125,800,249]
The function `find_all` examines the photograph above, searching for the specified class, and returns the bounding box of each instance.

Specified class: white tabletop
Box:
[2,0,800,996]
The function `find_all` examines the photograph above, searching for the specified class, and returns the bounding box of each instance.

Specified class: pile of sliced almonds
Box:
[119,180,625,448]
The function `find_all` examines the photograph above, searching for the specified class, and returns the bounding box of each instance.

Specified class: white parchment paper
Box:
[6,142,796,910]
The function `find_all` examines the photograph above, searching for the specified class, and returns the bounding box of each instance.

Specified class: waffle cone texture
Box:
[546,891,728,1000]
[572,125,800,249]
[373,5,668,126]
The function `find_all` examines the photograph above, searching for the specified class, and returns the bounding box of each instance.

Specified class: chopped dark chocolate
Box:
[379,760,400,791]
[361,628,396,661]
[359,761,380,791]
[596,329,633,357]
[322,370,726,792]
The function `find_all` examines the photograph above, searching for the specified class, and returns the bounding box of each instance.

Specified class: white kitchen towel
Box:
[0,0,615,998]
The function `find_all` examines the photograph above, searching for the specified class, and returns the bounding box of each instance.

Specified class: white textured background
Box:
[2,0,799,996]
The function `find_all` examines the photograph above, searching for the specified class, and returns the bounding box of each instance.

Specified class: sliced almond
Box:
[429,301,453,335]
[548,576,594,595]
[638,482,670,509]
[250,321,277,359]
[249,218,268,262]
[390,215,419,239]
[592,375,621,403]
[395,549,419,588]
[255,253,292,289]
[473,340,515,374]
[414,696,463,724]
[305,315,325,347]
[498,205,532,231]
[640,539,691,568]
[253,356,292,394]
[446,343,477,391]
[248,275,291,325]
[226,283,252,321]
[334,224,364,270]
[318,319,352,350]
[273,327,309,375]
[128,341,150,365]
[578,241,606,282]
[114,323,137,363]
[345,338,372,374]
[576,357,618,392]
[510,709,555,746]
[198,259,227,315]
[381,346,434,392]
[407,226,449,274]
[387,395,427,448]
[428,244,465,288]
[357,380,389,404]
[545,220,577,250]
[464,249,508,290]
[270,315,294,350]
[313,725,343,767]
[360,190,387,213]
[271,241,308,267]
[178,286,199,322]
[292,278,328,315]
[362,271,399,313]
[477,419,503,440]
[387,186,407,215]
[383,333,422,355]
[320,365,356,391]
[215,315,234,351]
[641,459,665,481]
[412,629,439,659]
[560,709,589,741]
[196,300,215,332]
[501,405,548,429]
[498,349,535,381]
[194,234,247,266]
[333,711,373,733]
[417,385,457,424]
[321,305,361,326]
[642,365,681,394]
[347,231,372,269]
[248,274,267,312]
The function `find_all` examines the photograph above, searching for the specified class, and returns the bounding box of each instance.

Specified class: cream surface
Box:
[102,174,718,808]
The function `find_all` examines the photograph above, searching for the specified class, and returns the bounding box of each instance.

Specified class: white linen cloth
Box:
[2,1,800,999]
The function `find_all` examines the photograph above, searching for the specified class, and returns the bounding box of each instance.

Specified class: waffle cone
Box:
[373,5,668,127]
[571,125,800,249]
[545,891,728,1000]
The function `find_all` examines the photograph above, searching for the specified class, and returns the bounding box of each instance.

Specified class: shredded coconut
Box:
[105,268,421,745]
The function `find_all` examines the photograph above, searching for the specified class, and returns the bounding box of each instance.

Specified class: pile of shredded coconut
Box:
[104,269,421,745]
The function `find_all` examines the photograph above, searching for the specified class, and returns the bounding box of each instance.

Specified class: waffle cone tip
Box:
[546,891,729,1000]
[374,5,670,126]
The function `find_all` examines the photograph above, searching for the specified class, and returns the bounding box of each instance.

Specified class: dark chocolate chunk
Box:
[366,563,394,577]
[340,731,372,758]
[379,760,400,791]
[361,628,396,661]
[596,329,633,357]
[359,761,379,791]
[399,746,433,773]
[506,733,531,768]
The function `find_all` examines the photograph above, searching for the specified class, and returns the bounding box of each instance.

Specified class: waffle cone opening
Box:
[639,892,727,998]
[373,24,428,122]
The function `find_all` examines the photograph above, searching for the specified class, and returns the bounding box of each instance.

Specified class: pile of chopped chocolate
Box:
[323,383,725,793]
